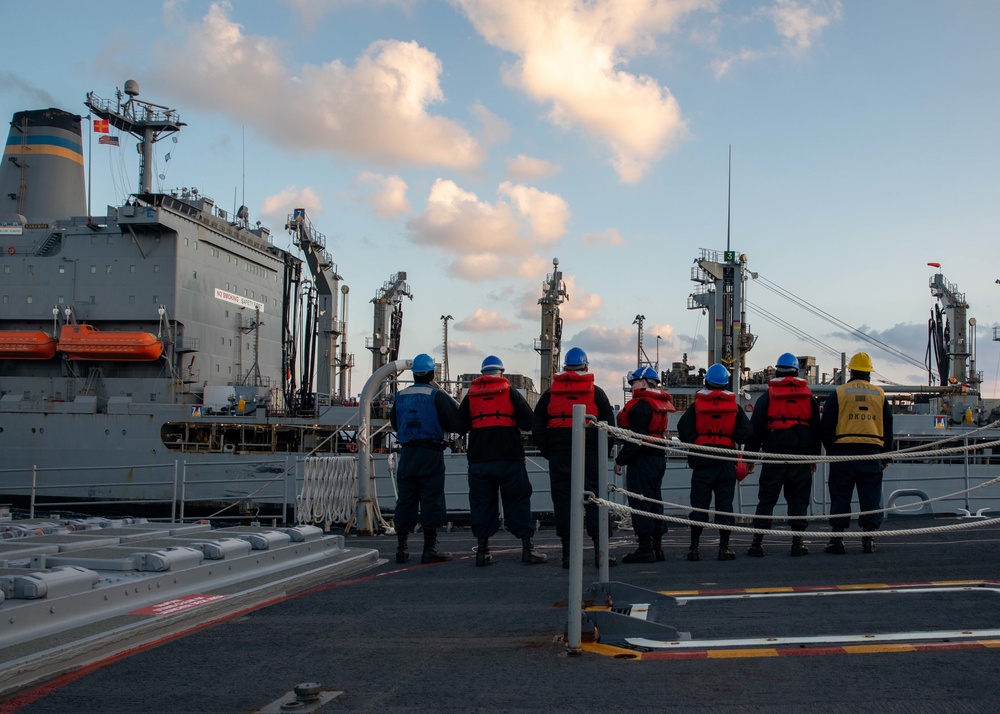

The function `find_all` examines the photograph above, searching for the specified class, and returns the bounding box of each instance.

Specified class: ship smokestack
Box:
[1,108,85,224]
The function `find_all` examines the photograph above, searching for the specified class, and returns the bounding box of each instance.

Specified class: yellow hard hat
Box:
[848,352,874,372]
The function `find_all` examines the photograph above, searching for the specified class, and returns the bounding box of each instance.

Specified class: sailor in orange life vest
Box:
[677,363,753,561]
[390,353,462,565]
[457,355,548,567]
[819,351,893,555]
[744,353,822,557]
[614,366,675,563]
[532,347,616,569]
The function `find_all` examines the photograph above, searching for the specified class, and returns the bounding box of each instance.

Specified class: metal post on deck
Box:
[597,425,610,583]
[963,434,972,514]
[30,465,37,519]
[171,460,179,524]
[567,403,586,655]
[180,460,187,522]
[356,359,410,535]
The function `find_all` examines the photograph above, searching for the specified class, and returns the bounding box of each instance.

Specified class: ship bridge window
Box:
[106,265,112,273]
[59,265,65,274]
[26,296,32,304]
[90,265,97,273]
[2,265,8,274]
[153,295,158,303]
[130,265,136,273]
[2,296,7,304]
[184,238,189,246]
[58,296,64,304]
[154,265,160,273]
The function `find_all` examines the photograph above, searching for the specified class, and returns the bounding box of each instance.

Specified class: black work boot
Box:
[475,537,493,567]
[395,534,409,564]
[747,534,765,557]
[687,526,702,562]
[652,535,665,562]
[824,533,845,555]
[521,537,547,564]
[718,530,736,561]
[593,539,616,568]
[561,538,570,569]
[790,535,809,557]
[421,529,452,564]
[861,527,877,554]
[622,536,656,564]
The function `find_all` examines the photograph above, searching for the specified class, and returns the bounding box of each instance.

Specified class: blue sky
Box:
[2,0,998,400]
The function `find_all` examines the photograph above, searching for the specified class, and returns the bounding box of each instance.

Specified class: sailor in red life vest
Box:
[677,363,753,562]
[744,353,821,558]
[820,351,894,555]
[457,355,547,567]
[532,347,616,569]
[615,366,675,563]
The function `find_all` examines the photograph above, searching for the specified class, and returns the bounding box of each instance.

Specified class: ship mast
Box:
[535,258,568,393]
[85,80,184,194]
[929,270,974,387]
[441,314,453,394]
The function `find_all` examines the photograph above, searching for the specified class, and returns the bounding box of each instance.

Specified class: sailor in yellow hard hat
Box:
[819,352,894,555]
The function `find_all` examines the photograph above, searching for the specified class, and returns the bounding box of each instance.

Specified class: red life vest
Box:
[766,376,814,430]
[693,389,738,447]
[547,371,598,427]
[618,388,675,434]
[467,375,517,429]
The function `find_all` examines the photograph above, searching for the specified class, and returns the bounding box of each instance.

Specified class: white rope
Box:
[297,456,357,525]
[589,496,1000,539]
[594,418,1000,465]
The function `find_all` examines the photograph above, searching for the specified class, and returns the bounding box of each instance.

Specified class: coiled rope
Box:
[297,456,357,526]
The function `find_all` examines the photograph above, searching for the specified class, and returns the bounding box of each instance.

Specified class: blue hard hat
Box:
[776,352,798,369]
[705,363,730,387]
[481,355,504,372]
[630,365,660,384]
[564,347,588,368]
[411,353,436,374]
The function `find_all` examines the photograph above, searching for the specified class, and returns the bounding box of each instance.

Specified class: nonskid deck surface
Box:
[0,517,379,702]
[1,516,998,713]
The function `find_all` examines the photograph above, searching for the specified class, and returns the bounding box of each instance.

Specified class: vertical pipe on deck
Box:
[171,460,179,524]
[597,426,609,583]
[566,403,585,654]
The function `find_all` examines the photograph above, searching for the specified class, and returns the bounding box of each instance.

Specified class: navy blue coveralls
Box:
[615,399,667,542]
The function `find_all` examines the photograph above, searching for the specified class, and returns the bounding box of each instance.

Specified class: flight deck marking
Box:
[130,593,228,616]
[582,580,1000,660]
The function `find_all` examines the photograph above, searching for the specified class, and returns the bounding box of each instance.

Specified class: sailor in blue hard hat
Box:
[390,353,461,565]
[677,362,752,562]
[532,346,617,569]
[744,353,821,558]
[615,366,675,564]
[457,355,547,566]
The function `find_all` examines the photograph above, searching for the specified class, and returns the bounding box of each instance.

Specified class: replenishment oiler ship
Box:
[0,81,368,521]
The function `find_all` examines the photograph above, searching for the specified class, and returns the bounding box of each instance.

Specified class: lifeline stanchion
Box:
[566,403,586,655]
[597,424,610,584]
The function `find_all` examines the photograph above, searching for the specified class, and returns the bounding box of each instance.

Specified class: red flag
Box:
[93,119,109,134]
[927,262,941,268]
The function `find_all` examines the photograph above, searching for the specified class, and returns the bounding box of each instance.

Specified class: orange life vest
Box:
[765,377,814,430]
[693,389,738,447]
[467,375,517,429]
[547,371,598,428]
[618,387,675,434]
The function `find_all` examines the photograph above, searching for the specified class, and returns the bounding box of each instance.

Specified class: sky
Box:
[2,0,999,401]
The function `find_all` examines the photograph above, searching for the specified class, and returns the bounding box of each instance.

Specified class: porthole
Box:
[105,429,110,435]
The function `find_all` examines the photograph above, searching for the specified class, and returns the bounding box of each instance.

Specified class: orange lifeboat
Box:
[56,324,164,361]
[0,331,58,360]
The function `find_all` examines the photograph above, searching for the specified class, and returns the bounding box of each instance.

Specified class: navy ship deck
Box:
[1,515,998,712]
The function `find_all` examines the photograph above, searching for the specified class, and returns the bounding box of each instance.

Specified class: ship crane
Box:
[929,270,976,388]
[285,208,348,403]
[535,258,568,394]
[687,249,755,394]
[368,272,412,396]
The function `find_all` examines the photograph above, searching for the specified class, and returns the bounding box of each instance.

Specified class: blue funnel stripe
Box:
[5,134,83,165]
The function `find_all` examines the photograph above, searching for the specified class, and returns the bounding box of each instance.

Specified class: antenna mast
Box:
[441,314,453,393]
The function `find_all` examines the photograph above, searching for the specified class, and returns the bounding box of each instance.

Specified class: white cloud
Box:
[353,171,411,219]
[506,154,561,181]
[764,0,843,51]
[455,0,712,182]
[284,0,418,25]
[260,185,323,228]
[406,178,570,280]
[581,228,624,247]
[455,308,521,331]
[472,102,511,145]
[154,1,484,170]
